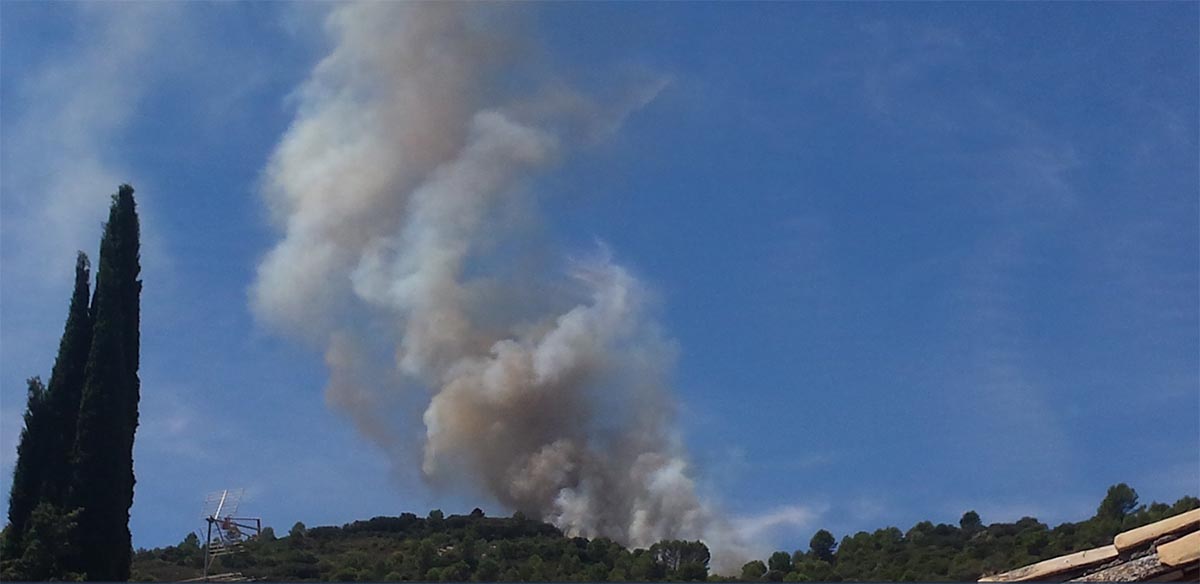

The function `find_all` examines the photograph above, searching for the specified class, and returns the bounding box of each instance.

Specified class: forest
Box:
[129,484,1198,582]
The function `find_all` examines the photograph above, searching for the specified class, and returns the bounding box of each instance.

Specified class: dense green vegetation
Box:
[2,185,142,582]
[771,486,1197,582]
[130,484,1197,582]
[133,509,713,582]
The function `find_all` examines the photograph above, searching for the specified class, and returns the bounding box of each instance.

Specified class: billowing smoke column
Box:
[253,2,740,562]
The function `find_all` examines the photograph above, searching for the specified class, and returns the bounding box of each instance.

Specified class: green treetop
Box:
[809,528,837,563]
[1096,483,1138,522]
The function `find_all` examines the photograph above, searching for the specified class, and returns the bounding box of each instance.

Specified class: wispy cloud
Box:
[136,387,223,463]
[1,3,181,287]
[0,4,193,410]
[846,496,888,525]
[849,21,969,118]
[0,4,186,506]
[734,504,824,543]
[1102,218,1198,348]
[949,227,1075,478]
[814,16,1094,491]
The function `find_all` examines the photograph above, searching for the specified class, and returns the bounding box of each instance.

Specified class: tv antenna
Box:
[201,488,262,581]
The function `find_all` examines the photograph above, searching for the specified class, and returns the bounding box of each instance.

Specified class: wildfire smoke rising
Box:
[253,2,741,564]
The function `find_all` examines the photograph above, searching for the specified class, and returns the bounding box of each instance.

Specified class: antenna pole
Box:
[203,518,213,581]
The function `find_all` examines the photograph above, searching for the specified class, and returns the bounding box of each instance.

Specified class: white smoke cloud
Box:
[253,1,751,570]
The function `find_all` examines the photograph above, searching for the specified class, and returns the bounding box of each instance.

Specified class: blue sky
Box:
[1,2,1196,557]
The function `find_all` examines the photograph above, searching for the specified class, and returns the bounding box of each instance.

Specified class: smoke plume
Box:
[253,2,742,565]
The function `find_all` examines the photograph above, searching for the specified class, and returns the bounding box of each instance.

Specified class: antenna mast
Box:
[200,488,262,581]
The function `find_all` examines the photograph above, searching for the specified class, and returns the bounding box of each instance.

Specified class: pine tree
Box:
[71,184,141,581]
[2,378,51,563]
[41,252,93,507]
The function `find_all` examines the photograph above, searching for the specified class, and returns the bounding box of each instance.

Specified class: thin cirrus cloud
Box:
[0,1,275,509]
[856,16,1191,516]
[801,18,1084,470]
[790,15,1190,517]
[0,3,190,413]
[733,504,824,545]
[0,3,182,477]
[1,3,183,289]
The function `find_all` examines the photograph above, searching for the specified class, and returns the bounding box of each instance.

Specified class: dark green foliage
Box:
[71,184,142,581]
[959,510,983,534]
[740,560,767,581]
[43,253,94,508]
[126,490,1197,582]
[767,550,793,573]
[3,252,93,574]
[3,378,52,563]
[816,490,1198,582]
[1081,483,1140,544]
[0,502,84,582]
[808,529,837,563]
[1172,496,1199,513]
[788,556,833,582]
[131,510,710,582]
[129,533,204,582]
[476,557,500,581]
[1096,483,1138,522]
[766,550,792,580]
[2,185,141,581]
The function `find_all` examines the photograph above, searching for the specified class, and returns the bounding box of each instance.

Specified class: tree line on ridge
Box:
[129,484,1197,582]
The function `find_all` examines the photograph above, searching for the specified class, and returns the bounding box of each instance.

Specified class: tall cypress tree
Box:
[71,185,141,581]
[41,252,93,507]
[3,378,51,562]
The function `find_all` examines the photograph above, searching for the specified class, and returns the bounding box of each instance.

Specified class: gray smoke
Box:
[253,2,745,567]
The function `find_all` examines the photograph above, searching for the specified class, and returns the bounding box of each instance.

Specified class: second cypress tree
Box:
[71,185,141,581]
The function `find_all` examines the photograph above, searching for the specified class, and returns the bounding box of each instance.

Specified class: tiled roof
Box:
[979,509,1200,582]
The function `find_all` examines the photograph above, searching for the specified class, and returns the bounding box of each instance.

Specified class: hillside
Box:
[130,485,1198,582]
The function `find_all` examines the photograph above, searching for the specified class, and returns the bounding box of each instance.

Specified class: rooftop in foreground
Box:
[980,509,1200,582]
